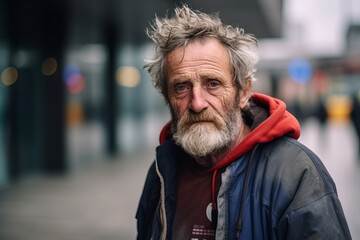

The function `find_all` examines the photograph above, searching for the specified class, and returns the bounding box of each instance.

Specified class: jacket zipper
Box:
[235,144,260,239]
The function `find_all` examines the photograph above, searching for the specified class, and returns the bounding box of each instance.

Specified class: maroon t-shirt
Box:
[171,156,222,240]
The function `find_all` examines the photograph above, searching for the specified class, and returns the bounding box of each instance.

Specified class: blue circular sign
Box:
[288,59,313,84]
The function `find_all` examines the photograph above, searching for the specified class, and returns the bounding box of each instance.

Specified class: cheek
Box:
[170,99,188,119]
[212,91,238,112]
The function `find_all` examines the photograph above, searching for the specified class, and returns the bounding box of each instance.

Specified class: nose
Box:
[189,87,208,113]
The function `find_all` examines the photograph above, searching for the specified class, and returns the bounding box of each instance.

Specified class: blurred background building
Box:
[0,0,284,185]
[0,0,360,212]
[1,0,360,238]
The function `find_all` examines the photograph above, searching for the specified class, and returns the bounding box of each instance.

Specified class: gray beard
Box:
[173,108,243,158]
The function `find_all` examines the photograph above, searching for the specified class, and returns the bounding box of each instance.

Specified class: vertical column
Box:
[38,1,69,172]
[104,21,118,155]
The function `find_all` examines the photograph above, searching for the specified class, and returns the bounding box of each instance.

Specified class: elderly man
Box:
[136,5,351,240]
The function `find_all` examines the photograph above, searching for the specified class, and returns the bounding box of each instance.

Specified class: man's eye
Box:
[207,81,220,88]
[175,84,189,92]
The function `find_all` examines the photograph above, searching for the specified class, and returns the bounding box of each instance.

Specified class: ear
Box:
[239,78,252,109]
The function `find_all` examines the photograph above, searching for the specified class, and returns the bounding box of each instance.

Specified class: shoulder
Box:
[261,137,331,182]
[258,137,337,210]
[262,136,317,160]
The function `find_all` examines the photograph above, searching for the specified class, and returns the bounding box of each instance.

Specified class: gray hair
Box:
[145,4,259,101]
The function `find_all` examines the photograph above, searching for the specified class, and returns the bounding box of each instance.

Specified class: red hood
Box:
[158,92,301,170]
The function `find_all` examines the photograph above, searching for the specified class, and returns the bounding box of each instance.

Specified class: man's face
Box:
[165,38,249,158]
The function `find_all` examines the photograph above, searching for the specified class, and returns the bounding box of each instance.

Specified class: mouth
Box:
[188,120,214,126]
[191,118,213,122]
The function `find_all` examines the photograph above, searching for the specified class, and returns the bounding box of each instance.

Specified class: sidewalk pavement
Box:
[0,148,155,240]
[0,118,359,240]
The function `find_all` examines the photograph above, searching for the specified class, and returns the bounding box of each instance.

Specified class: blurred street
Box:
[1,118,360,240]
[0,148,155,240]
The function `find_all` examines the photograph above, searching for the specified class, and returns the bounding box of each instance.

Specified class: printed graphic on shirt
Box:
[206,203,212,222]
[191,224,215,239]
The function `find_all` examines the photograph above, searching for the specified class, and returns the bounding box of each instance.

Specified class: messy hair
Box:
[145,4,259,101]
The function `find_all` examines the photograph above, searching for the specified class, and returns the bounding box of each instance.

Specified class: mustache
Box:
[179,109,223,127]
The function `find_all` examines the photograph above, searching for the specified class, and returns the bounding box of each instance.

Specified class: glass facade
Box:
[116,43,169,154]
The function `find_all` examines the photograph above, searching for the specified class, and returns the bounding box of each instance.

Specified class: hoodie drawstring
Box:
[210,145,260,238]
[211,168,219,229]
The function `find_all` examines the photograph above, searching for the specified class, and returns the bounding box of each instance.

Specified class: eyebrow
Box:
[169,75,191,84]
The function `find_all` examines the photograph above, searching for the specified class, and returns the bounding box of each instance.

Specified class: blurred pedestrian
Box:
[136,5,351,239]
[350,91,360,159]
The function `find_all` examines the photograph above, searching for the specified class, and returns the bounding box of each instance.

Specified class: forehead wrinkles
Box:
[169,59,226,76]
[165,40,232,77]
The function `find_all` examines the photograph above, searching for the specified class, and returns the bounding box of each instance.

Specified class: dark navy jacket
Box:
[136,93,352,239]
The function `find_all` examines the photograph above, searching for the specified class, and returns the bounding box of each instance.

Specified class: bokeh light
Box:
[116,66,141,88]
[41,57,58,76]
[63,65,86,94]
[1,67,19,86]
